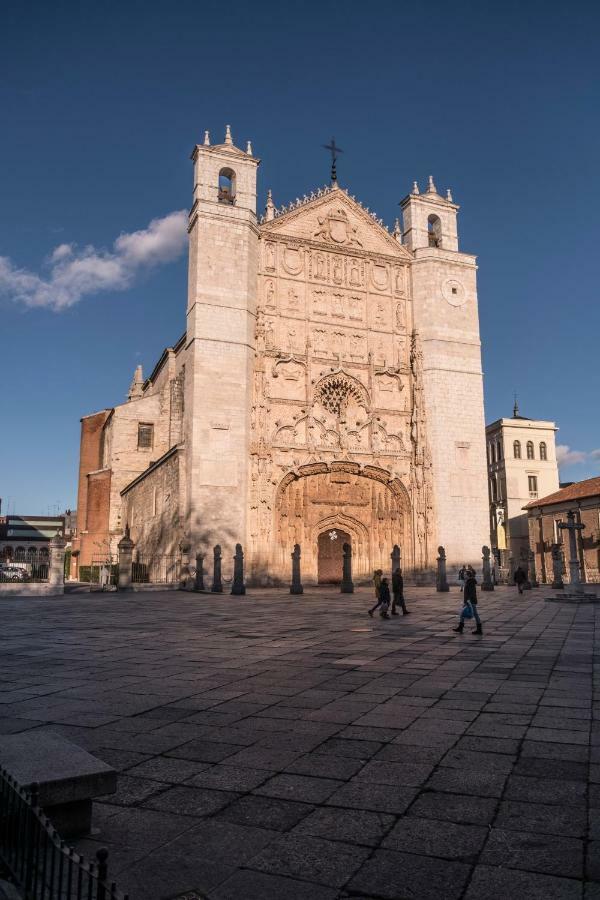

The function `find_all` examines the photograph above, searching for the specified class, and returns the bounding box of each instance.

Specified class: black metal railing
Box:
[132,555,180,585]
[0,767,128,900]
[0,562,49,583]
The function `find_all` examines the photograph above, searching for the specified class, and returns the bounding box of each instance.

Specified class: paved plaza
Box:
[1,585,599,899]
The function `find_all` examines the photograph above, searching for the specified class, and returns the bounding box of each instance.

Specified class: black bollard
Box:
[481,545,494,591]
[231,543,246,595]
[194,553,205,592]
[436,545,450,592]
[211,545,223,593]
[290,543,303,595]
[340,542,354,593]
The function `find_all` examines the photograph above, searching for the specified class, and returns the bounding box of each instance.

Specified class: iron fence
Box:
[0,768,128,900]
[132,555,180,584]
[0,561,49,584]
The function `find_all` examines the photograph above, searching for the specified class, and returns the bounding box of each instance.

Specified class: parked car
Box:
[0,564,28,582]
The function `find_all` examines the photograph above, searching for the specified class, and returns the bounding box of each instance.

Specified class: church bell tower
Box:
[401,177,489,567]
[184,126,259,560]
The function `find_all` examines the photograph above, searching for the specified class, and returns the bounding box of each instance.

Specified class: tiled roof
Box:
[525,475,600,509]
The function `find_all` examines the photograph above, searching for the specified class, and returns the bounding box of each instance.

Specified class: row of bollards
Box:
[193,541,504,596]
[290,543,402,595]
[435,544,496,592]
[193,544,246,595]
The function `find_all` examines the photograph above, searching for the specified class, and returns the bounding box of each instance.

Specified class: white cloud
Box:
[590,449,600,460]
[556,445,587,467]
[0,209,187,311]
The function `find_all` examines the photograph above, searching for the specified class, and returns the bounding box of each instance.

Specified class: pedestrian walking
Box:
[458,564,466,591]
[378,578,391,618]
[368,569,385,617]
[514,565,527,594]
[391,567,410,615]
[453,570,483,635]
[373,569,382,599]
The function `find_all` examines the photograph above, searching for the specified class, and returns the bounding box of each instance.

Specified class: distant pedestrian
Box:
[368,570,385,617]
[458,565,466,591]
[514,566,527,595]
[378,578,391,618]
[453,571,483,635]
[392,567,409,615]
[373,569,382,600]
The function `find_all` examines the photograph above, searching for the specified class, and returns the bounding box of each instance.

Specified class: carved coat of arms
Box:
[314,208,362,247]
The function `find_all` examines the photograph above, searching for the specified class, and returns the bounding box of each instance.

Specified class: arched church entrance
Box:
[274,461,412,583]
[317,528,351,584]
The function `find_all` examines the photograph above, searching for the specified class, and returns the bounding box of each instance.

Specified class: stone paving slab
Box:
[0,585,599,899]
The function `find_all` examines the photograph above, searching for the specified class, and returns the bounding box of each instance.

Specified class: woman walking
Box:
[453,570,483,635]
[368,569,384,617]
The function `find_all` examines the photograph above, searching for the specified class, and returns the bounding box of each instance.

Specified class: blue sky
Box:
[1,0,599,514]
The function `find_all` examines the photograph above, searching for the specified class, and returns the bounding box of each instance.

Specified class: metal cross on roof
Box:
[322,137,343,184]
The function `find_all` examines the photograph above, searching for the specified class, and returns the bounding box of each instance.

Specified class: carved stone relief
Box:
[313,207,363,247]
[395,301,405,329]
[265,279,277,310]
[370,262,390,292]
[265,242,276,271]
[312,289,328,316]
[370,333,394,367]
[282,246,305,277]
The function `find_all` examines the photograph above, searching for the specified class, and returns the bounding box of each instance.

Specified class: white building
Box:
[486,403,559,574]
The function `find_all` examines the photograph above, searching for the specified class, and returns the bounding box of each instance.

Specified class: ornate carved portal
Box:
[274,468,411,583]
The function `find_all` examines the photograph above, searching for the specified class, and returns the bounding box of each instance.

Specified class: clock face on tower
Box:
[442,277,467,307]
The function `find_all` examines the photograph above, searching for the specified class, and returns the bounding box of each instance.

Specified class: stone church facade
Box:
[72,127,489,584]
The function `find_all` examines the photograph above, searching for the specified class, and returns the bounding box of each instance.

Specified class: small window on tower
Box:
[527,441,535,460]
[218,168,236,204]
[528,475,538,498]
[513,440,521,459]
[137,423,154,450]
[540,442,547,461]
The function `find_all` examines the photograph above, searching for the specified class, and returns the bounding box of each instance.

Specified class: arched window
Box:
[490,476,498,502]
[527,441,534,460]
[1,546,13,560]
[427,214,442,248]
[490,443,496,464]
[497,441,503,461]
[15,546,25,561]
[39,546,49,559]
[27,547,37,560]
[540,442,547,461]
[218,168,236,204]
[513,440,521,459]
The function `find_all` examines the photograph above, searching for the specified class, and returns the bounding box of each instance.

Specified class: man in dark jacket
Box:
[391,567,409,615]
[514,566,527,594]
[453,572,482,635]
[378,578,391,618]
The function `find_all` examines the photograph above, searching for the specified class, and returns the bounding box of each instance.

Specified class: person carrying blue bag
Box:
[453,570,483,635]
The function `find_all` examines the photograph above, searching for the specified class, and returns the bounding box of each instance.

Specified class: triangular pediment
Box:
[260,187,411,260]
